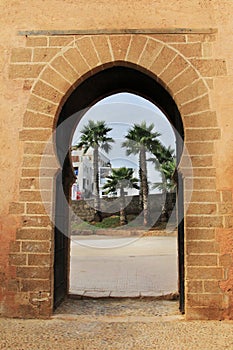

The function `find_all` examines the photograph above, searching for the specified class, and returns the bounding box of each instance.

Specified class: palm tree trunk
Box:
[140,146,149,226]
[119,187,127,225]
[138,155,143,211]
[160,171,168,222]
[93,145,102,222]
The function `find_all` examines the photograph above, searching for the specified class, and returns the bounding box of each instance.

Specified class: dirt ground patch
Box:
[1,298,233,350]
[54,298,180,318]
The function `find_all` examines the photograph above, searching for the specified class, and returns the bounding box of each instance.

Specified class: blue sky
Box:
[72,92,176,150]
[72,92,176,189]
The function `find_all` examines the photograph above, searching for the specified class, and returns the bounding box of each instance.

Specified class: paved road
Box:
[69,235,178,297]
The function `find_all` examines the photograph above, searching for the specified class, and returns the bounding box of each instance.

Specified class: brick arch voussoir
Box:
[148,46,206,103]
[19,34,220,244]
[75,36,101,71]
[28,53,89,129]
[133,37,212,114]
[26,34,218,147]
[30,35,210,124]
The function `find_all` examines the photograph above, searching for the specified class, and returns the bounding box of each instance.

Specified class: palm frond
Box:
[103,167,139,194]
[74,120,114,154]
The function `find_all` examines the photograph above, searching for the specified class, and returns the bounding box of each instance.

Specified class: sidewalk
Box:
[69,235,178,297]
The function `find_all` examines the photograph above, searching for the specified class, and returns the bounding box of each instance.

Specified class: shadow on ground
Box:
[54,297,180,318]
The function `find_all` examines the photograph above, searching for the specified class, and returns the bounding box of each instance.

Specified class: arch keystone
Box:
[108,35,131,61]
[126,35,148,64]
[92,35,112,64]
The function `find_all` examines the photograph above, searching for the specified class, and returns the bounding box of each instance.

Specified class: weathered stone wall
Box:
[0,1,233,320]
[71,193,176,223]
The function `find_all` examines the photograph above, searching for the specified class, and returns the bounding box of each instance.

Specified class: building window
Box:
[72,156,80,162]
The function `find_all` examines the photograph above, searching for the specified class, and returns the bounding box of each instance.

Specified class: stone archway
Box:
[54,64,185,310]
[7,31,228,319]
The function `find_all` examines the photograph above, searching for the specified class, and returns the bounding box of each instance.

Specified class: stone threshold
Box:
[68,290,179,300]
[71,229,177,237]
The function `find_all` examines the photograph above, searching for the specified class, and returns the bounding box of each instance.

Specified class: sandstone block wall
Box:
[0,1,233,320]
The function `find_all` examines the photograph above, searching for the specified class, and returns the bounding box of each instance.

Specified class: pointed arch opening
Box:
[54,64,185,313]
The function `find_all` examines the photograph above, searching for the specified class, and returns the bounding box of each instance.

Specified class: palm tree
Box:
[103,167,139,225]
[122,122,161,226]
[150,146,177,222]
[153,157,177,193]
[149,144,176,191]
[74,120,114,221]
[150,143,174,165]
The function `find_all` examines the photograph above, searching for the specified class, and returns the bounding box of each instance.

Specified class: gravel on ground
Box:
[1,298,233,349]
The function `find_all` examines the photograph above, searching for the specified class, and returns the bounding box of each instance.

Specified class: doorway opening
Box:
[54,65,184,313]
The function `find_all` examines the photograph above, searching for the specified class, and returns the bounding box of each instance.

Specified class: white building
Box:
[71,147,111,199]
